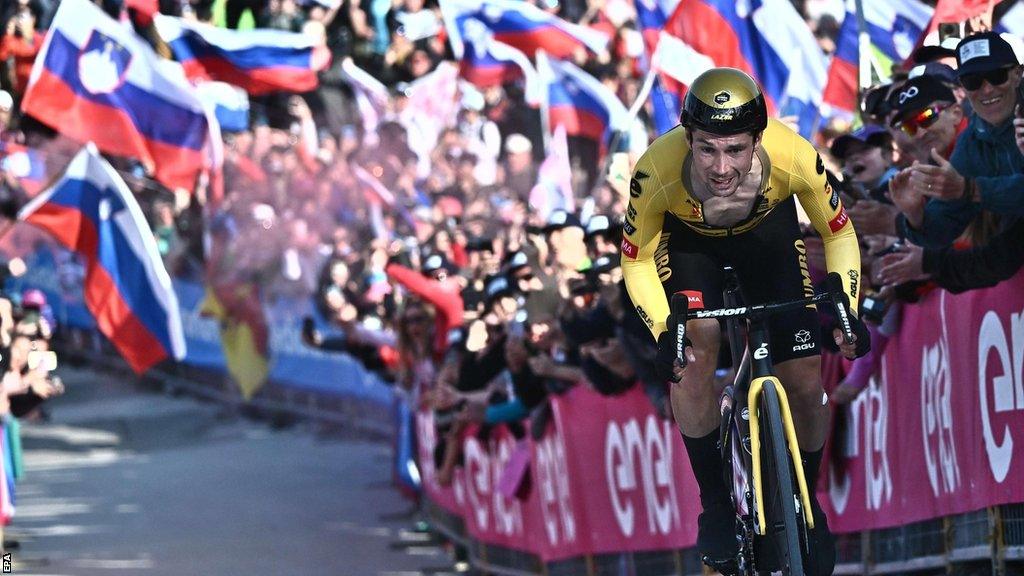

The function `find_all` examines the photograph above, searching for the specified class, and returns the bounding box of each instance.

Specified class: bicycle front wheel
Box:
[758,380,804,576]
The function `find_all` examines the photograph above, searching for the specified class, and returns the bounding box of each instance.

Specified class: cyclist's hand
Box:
[833,313,871,360]
[656,331,695,383]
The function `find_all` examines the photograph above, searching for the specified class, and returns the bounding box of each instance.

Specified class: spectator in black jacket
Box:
[876,217,1024,293]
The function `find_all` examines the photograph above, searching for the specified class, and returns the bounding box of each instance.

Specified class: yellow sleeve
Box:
[792,146,862,314]
[621,157,671,340]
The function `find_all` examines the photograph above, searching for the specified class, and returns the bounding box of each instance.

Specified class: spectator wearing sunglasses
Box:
[889,31,1024,250]
[887,75,965,164]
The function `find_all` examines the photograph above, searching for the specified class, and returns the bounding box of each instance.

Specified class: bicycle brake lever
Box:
[825,272,855,344]
[671,292,690,366]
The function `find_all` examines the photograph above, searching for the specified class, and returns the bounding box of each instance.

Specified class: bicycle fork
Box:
[747,377,815,536]
[741,314,815,538]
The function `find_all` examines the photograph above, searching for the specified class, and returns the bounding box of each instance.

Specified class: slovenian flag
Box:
[154,15,331,95]
[439,0,610,59]
[633,0,682,135]
[21,0,210,192]
[18,144,186,373]
[196,81,249,133]
[444,15,541,105]
[822,0,932,114]
[664,0,828,138]
[536,52,629,155]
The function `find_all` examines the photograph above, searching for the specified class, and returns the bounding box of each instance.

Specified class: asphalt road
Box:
[7,367,460,576]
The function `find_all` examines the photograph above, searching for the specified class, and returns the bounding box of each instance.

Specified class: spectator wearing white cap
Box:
[501,133,537,200]
[543,209,587,272]
[584,214,620,258]
[458,87,500,186]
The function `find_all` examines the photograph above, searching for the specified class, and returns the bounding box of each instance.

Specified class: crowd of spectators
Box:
[0,0,1022,493]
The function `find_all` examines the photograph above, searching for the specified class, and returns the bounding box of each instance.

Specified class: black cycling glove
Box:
[846,311,872,359]
[826,272,872,359]
[656,322,692,383]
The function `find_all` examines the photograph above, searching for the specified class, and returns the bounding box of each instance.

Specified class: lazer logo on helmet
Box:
[711,113,734,121]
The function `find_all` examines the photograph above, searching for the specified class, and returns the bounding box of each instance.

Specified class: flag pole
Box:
[536,50,553,155]
[589,66,656,199]
[854,0,872,94]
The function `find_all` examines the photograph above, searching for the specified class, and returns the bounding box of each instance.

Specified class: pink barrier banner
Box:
[824,270,1024,532]
[545,385,699,559]
[417,386,702,561]
[419,271,1024,556]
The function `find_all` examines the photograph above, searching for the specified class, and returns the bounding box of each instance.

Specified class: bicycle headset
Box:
[679,68,769,136]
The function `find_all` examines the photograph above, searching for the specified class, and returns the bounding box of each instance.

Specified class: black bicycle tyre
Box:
[759,380,804,575]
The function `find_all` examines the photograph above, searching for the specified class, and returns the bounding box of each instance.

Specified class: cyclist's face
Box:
[688,129,760,197]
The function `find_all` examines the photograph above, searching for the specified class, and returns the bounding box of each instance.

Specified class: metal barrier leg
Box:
[994,506,1006,576]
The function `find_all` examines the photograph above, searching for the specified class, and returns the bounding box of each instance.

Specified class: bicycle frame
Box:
[694,269,844,536]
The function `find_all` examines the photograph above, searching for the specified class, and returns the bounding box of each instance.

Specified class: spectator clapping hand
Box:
[887,167,927,229]
[877,243,929,286]
[846,200,898,236]
[1014,115,1024,157]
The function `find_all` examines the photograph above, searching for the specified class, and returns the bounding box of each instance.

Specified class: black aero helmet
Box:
[680,68,768,136]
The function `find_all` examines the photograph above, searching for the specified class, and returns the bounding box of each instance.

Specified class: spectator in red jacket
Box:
[1,8,44,96]
[386,254,464,361]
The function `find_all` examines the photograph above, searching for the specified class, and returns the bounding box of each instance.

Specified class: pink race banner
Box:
[417,385,702,561]
[419,271,1024,557]
[824,270,1024,532]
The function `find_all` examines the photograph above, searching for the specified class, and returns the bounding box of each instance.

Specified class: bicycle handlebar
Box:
[671,272,857,365]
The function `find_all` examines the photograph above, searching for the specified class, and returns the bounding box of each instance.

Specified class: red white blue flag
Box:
[443,16,541,105]
[21,0,209,191]
[664,0,828,137]
[439,0,610,59]
[536,52,629,155]
[822,0,932,114]
[154,15,331,96]
[19,145,186,373]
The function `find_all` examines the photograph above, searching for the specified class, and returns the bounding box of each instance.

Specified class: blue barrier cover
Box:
[10,246,393,406]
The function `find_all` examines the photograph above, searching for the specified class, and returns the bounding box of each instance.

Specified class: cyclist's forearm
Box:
[820,226,862,314]
[622,258,670,340]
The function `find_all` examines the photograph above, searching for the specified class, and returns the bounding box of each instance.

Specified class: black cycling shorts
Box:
[657,196,821,364]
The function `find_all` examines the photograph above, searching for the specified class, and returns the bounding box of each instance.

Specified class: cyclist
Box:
[621,68,870,575]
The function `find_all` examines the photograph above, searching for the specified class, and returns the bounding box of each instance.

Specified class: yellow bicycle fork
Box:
[746,376,815,536]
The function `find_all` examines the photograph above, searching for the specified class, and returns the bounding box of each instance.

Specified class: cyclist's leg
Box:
[658,222,737,570]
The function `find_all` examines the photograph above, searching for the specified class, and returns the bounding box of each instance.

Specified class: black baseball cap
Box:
[887,75,956,126]
[543,209,583,234]
[484,275,514,303]
[956,32,1020,77]
[910,37,959,65]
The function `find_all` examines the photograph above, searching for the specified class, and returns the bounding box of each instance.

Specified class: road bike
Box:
[671,270,855,575]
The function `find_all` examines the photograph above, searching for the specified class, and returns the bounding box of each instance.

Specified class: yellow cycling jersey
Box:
[621,118,861,339]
